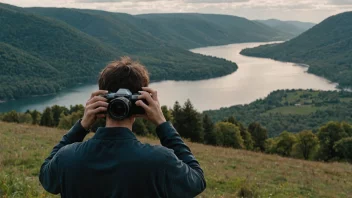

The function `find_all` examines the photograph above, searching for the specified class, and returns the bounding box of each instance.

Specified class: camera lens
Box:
[108,97,131,120]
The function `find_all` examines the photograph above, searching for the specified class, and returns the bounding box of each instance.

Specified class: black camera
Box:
[103,89,146,120]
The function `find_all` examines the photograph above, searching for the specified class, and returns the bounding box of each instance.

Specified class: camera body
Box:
[103,89,146,120]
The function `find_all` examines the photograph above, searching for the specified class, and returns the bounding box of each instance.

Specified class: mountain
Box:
[204,89,352,137]
[242,12,352,88]
[136,13,290,49]
[0,4,118,100]
[255,19,315,36]
[0,4,240,100]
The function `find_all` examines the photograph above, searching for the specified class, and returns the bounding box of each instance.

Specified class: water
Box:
[0,42,337,112]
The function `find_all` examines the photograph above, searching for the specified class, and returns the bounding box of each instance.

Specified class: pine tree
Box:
[40,107,54,127]
[248,122,268,151]
[203,114,216,145]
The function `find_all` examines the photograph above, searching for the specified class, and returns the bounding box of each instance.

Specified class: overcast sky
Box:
[1,0,352,23]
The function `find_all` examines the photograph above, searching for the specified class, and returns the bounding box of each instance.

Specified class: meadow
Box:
[0,122,351,198]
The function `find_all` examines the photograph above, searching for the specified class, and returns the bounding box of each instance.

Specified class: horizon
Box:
[1,0,352,23]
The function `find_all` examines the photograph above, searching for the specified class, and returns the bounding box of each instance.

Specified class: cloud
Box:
[329,0,352,5]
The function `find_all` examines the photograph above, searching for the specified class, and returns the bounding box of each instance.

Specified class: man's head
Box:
[99,56,150,127]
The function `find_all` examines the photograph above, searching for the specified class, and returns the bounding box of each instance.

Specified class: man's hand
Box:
[135,87,166,126]
[81,90,109,130]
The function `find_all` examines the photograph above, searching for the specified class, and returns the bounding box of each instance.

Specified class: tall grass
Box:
[0,121,351,197]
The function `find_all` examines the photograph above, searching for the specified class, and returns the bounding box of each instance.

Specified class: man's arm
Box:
[39,120,88,194]
[39,90,108,194]
[157,122,206,197]
[136,87,206,197]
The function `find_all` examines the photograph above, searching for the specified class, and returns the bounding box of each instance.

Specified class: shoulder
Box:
[141,143,177,165]
[55,142,84,163]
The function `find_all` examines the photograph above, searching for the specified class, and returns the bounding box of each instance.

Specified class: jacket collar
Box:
[92,127,137,140]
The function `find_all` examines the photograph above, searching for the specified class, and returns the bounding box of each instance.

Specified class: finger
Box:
[135,100,150,111]
[92,107,107,114]
[142,87,158,101]
[90,90,108,99]
[138,91,154,105]
[87,96,107,105]
[87,101,109,110]
[96,114,106,118]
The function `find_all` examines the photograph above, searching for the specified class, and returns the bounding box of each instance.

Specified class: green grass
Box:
[264,105,325,115]
[1,122,352,197]
[340,98,352,103]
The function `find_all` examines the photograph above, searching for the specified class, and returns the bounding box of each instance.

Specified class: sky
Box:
[1,0,352,23]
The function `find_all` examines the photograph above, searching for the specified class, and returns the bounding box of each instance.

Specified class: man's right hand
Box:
[81,90,109,130]
[135,87,166,126]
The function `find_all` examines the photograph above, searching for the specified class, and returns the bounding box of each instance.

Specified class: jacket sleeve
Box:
[156,122,206,198]
[39,120,88,194]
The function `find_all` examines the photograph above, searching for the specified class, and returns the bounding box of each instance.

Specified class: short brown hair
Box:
[99,56,150,93]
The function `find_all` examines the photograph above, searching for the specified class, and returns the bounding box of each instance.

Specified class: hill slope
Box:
[136,13,290,49]
[242,12,352,88]
[255,19,315,36]
[205,89,352,137]
[0,4,118,100]
[0,122,351,197]
[0,3,238,100]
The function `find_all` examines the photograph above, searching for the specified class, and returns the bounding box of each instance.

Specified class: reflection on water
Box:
[0,42,337,112]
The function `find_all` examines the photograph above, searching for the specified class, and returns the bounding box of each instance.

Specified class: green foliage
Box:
[248,122,268,151]
[334,137,352,162]
[225,116,254,150]
[2,110,19,123]
[317,121,349,161]
[132,118,148,136]
[18,113,33,124]
[214,122,244,149]
[161,105,173,122]
[242,12,352,88]
[203,114,216,145]
[205,89,352,137]
[172,100,204,142]
[275,131,297,157]
[295,130,319,160]
[57,111,83,130]
[40,107,54,127]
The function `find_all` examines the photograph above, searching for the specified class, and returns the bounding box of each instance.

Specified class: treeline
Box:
[1,99,351,162]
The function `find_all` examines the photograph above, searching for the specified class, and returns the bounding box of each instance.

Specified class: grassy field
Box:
[0,122,351,198]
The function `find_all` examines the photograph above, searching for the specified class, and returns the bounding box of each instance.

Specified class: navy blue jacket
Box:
[39,120,206,198]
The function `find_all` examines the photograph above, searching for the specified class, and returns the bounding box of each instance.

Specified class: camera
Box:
[103,89,146,120]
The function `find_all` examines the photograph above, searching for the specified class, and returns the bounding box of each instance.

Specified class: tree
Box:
[172,100,203,142]
[203,114,216,145]
[30,110,41,125]
[40,107,54,127]
[2,110,19,123]
[248,122,268,151]
[182,99,204,142]
[224,116,253,150]
[161,106,173,122]
[317,121,349,161]
[214,122,244,149]
[172,101,182,130]
[51,105,68,127]
[58,111,82,129]
[295,130,319,160]
[133,118,148,136]
[334,137,352,161]
[18,113,33,124]
[275,131,297,157]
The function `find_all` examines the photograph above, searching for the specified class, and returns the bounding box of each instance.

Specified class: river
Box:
[0,42,337,112]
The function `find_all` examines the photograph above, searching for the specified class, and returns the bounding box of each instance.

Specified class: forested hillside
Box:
[242,12,352,88]
[205,89,352,137]
[255,19,315,36]
[0,3,239,100]
[136,13,290,48]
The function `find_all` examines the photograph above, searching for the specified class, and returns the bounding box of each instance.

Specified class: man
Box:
[39,57,206,198]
